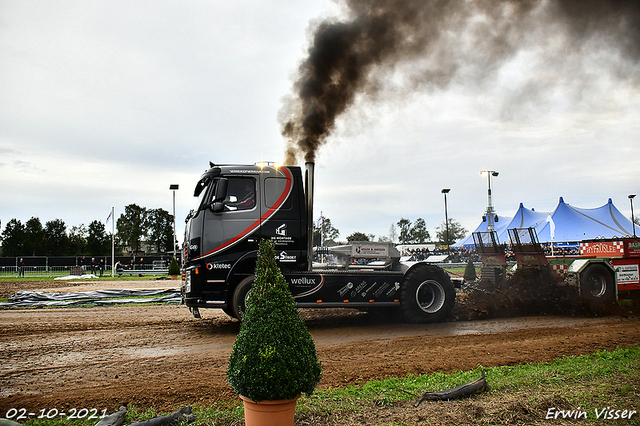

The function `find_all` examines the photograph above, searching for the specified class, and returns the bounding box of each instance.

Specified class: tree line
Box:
[313,216,467,246]
[0,204,175,257]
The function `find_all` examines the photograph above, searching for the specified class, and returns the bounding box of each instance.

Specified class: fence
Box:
[0,255,177,277]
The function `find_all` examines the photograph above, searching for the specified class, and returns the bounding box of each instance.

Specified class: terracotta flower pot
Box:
[240,395,299,426]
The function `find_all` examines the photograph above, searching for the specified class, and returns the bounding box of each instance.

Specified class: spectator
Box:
[18,258,25,278]
[115,261,124,277]
[99,259,105,277]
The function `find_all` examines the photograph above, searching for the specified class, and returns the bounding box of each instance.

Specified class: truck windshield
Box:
[193,178,216,214]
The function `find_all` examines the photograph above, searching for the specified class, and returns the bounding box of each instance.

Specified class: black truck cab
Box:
[182,161,456,323]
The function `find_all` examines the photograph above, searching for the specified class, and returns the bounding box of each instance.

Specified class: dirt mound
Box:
[454,268,588,320]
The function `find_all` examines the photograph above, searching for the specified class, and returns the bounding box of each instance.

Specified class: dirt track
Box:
[1,280,640,415]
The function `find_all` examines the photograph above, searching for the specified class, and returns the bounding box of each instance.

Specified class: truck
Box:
[181,161,456,323]
[474,227,640,310]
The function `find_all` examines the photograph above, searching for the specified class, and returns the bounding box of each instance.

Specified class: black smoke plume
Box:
[280,0,639,165]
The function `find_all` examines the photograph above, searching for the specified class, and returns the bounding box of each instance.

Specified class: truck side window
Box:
[264,177,292,210]
[224,178,256,211]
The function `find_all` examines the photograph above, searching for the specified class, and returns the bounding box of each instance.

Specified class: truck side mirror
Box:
[211,178,228,212]
[214,178,228,202]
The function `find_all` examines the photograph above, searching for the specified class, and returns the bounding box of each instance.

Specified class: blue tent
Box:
[455,198,634,248]
[496,203,550,243]
[537,197,633,243]
[454,213,511,247]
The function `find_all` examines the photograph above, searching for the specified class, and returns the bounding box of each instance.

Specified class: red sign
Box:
[580,241,624,257]
[624,238,640,258]
[612,258,640,290]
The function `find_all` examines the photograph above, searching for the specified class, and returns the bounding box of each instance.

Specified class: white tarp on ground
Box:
[54,274,100,280]
[455,198,634,247]
[0,288,181,307]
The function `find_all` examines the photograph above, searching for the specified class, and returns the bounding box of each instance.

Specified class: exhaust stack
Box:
[305,162,315,270]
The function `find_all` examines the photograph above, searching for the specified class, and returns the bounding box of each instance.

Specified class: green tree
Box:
[386,223,397,243]
[463,258,477,282]
[346,232,370,242]
[147,208,174,253]
[397,218,430,244]
[116,204,148,253]
[409,218,430,243]
[168,257,180,276]
[87,220,110,255]
[435,218,468,246]
[69,224,88,255]
[1,218,25,257]
[24,217,45,256]
[227,240,321,402]
[313,216,339,246]
[397,218,412,244]
[44,219,70,255]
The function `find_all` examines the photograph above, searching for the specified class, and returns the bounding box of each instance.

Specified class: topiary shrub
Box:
[227,239,322,402]
[463,258,477,282]
[168,257,180,276]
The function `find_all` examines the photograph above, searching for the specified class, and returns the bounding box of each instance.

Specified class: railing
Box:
[0,265,169,277]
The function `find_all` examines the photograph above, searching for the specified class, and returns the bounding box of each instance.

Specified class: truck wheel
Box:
[231,276,254,320]
[400,264,455,323]
[580,264,615,309]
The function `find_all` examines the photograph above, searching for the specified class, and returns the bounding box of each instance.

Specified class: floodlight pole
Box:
[630,194,637,237]
[441,189,450,252]
[481,170,499,231]
[111,207,115,277]
[170,184,179,259]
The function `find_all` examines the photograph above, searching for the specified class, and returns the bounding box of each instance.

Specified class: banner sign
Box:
[351,244,390,258]
[624,239,640,258]
[612,258,640,290]
[580,241,624,257]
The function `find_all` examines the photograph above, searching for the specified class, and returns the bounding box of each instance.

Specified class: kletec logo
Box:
[207,263,231,270]
[276,223,287,237]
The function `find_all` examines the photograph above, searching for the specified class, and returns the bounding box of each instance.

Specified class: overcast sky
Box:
[1,0,638,244]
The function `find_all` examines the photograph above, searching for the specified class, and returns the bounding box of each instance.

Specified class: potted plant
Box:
[227,239,322,426]
[168,257,180,279]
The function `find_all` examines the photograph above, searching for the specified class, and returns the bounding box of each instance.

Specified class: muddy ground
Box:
[1,278,639,424]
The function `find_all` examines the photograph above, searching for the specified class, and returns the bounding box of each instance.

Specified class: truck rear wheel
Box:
[580,264,615,309]
[400,264,455,323]
[231,276,254,320]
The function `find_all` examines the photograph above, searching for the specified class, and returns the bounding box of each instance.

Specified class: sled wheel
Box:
[400,264,455,323]
[231,276,254,320]
[580,264,615,310]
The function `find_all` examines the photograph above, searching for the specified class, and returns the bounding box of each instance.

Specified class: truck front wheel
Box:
[231,276,254,320]
[400,264,455,323]
[580,264,615,310]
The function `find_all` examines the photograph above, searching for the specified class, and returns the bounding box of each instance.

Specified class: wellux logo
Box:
[290,277,316,285]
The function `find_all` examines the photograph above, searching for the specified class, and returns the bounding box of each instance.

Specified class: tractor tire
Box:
[231,276,254,320]
[580,264,615,310]
[400,263,456,323]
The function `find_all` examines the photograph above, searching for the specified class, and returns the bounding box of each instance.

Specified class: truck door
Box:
[200,176,259,259]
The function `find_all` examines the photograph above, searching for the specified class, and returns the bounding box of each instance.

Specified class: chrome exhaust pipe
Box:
[305,162,315,270]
